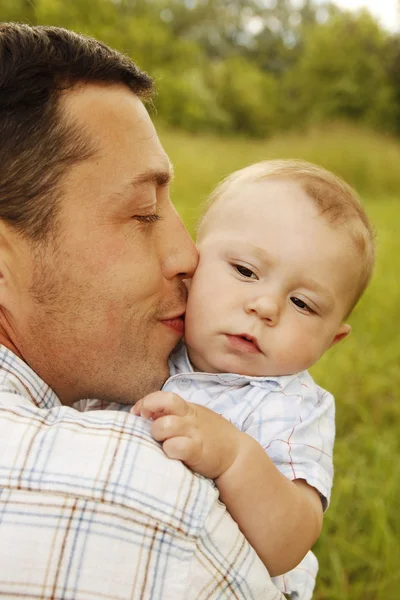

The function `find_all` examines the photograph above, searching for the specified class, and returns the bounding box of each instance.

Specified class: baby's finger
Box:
[130,399,143,416]
[130,398,159,420]
[152,414,191,442]
[138,391,190,419]
[162,436,200,464]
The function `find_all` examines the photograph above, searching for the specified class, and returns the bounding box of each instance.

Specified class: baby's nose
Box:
[245,295,280,325]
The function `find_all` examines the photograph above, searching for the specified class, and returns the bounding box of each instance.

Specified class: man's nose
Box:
[244,294,280,325]
[160,204,199,280]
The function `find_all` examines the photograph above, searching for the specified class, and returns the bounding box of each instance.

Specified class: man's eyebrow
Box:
[111,164,174,202]
[132,164,174,187]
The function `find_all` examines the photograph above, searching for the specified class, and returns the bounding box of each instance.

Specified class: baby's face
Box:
[184,178,359,377]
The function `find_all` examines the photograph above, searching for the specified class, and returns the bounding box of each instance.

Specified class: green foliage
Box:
[154,66,231,132]
[2,0,400,138]
[160,123,400,600]
[286,11,397,131]
[209,56,280,136]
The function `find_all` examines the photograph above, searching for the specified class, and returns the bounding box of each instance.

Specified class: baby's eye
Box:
[235,265,257,279]
[290,296,315,314]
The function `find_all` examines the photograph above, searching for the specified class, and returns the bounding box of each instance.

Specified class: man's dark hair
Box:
[0,23,154,241]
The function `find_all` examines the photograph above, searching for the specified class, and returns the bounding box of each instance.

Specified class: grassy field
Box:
[158,124,400,600]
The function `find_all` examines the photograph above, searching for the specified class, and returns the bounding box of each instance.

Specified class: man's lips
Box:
[161,313,185,335]
[225,333,261,354]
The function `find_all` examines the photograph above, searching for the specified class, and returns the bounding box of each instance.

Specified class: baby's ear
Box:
[330,323,351,348]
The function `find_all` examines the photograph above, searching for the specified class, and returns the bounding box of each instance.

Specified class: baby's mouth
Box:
[225,334,261,354]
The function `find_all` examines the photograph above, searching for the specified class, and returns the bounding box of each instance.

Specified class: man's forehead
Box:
[60,82,156,147]
[60,82,173,184]
[61,80,144,108]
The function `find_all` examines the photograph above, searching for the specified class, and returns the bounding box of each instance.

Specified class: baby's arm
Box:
[132,391,323,577]
[216,432,323,575]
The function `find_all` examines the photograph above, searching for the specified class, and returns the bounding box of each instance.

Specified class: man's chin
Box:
[135,366,170,401]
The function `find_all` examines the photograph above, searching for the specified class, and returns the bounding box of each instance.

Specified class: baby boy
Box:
[133,159,375,599]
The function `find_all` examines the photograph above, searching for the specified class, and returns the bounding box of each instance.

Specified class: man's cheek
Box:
[69,229,131,273]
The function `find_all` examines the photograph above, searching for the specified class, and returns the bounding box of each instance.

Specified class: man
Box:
[0,23,283,599]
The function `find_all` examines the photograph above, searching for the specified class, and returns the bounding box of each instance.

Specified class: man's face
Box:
[6,84,198,404]
[185,179,356,377]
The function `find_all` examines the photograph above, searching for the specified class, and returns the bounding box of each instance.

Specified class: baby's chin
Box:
[187,350,294,378]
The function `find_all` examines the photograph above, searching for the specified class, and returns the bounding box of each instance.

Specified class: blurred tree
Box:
[154,65,231,132]
[38,0,120,41]
[243,0,316,75]
[142,0,330,73]
[283,9,397,131]
[0,0,399,138]
[386,33,400,134]
[149,0,264,59]
[209,56,280,136]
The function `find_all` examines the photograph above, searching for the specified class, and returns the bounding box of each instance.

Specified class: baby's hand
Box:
[132,391,243,479]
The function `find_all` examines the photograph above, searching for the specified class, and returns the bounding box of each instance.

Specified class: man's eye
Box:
[290,297,314,314]
[235,265,257,279]
[133,214,161,224]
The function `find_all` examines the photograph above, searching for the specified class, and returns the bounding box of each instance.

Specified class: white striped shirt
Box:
[164,344,336,600]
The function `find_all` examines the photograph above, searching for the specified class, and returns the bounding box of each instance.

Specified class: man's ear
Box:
[0,222,17,308]
[329,323,351,348]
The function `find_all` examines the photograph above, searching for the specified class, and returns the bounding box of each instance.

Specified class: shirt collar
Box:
[172,343,299,392]
[0,344,61,409]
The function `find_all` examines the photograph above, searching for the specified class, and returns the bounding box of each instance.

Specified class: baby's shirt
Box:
[163,343,335,600]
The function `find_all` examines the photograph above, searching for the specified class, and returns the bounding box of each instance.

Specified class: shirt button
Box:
[178,378,191,390]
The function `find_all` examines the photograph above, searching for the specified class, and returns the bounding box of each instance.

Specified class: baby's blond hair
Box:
[199,159,375,316]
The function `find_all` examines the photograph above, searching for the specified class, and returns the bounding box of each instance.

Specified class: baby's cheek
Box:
[289,338,319,372]
[184,318,201,350]
[187,293,211,327]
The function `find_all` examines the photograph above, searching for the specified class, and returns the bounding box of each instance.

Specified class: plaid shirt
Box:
[0,345,284,600]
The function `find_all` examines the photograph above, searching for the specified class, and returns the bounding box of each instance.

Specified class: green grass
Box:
[311,199,400,600]
[159,124,400,600]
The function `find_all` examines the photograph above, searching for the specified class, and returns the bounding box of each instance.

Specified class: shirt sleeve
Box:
[0,392,283,599]
[188,497,285,600]
[242,379,335,509]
